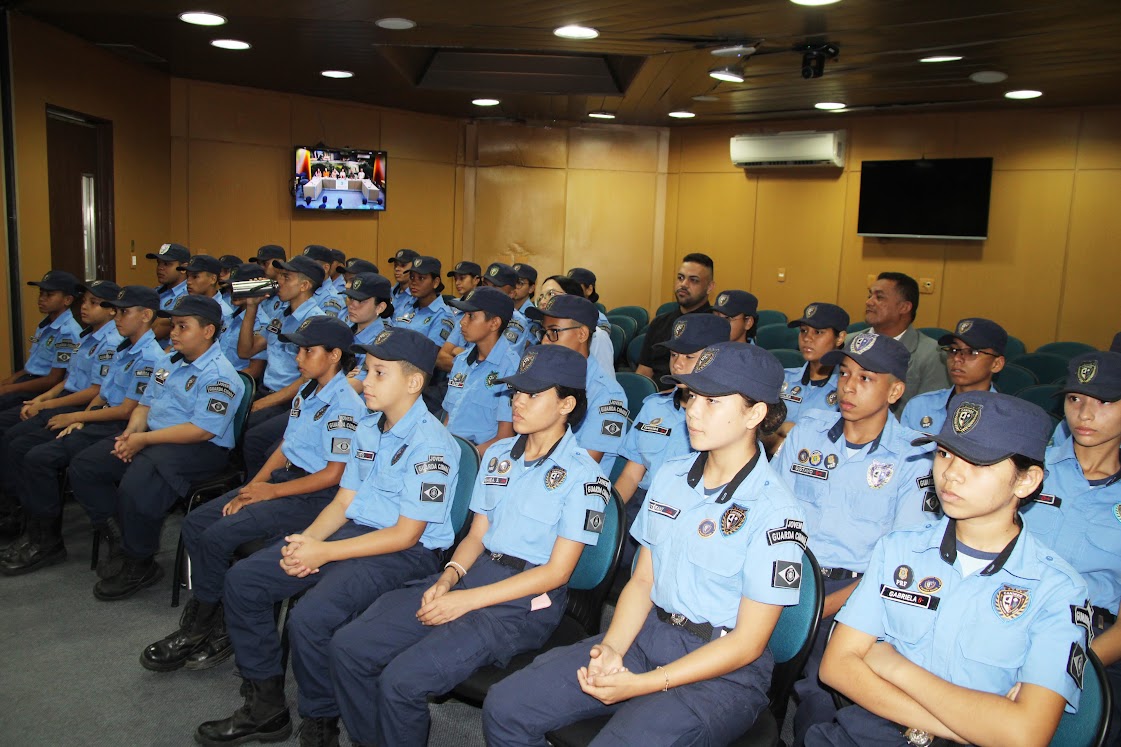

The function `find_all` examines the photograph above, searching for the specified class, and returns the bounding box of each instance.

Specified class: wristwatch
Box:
[904,727,933,746]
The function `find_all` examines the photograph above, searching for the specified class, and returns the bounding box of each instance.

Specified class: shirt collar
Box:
[800,362,834,388]
[935,515,1037,580]
[509,426,573,468]
[179,340,223,371]
[384,396,430,441]
[685,448,763,504]
[45,309,75,331]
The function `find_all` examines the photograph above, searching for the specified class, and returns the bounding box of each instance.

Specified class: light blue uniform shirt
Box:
[1050,419,1072,449]
[220,307,267,372]
[780,363,840,424]
[619,390,692,491]
[332,275,347,293]
[261,298,325,392]
[65,322,123,393]
[158,280,188,312]
[350,319,391,383]
[634,452,807,629]
[393,295,452,347]
[141,343,244,449]
[281,371,366,474]
[313,283,347,320]
[776,409,936,573]
[473,429,606,565]
[1022,437,1121,616]
[444,307,533,353]
[390,282,412,310]
[443,335,521,445]
[99,330,164,407]
[340,397,460,551]
[838,518,1088,710]
[25,310,83,376]
[900,384,998,434]
[575,355,630,475]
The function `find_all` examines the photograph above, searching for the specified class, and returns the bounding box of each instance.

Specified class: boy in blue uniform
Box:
[146,242,190,339]
[437,262,531,374]
[326,345,605,746]
[139,316,363,673]
[341,257,378,286]
[218,263,268,380]
[1022,350,1121,744]
[446,260,482,300]
[900,317,1007,434]
[808,392,1089,747]
[193,328,458,747]
[217,254,242,302]
[711,289,759,343]
[341,272,394,393]
[329,249,347,292]
[780,302,850,425]
[529,294,630,474]
[776,331,936,745]
[181,254,235,330]
[513,262,537,315]
[302,245,347,319]
[67,295,243,600]
[443,286,521,453]
[388,248,419,308]
[484,342,805,746]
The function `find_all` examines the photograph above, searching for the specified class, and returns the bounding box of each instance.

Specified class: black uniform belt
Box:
[484,549,529,571]
[1094,606,1117,629]
[654,605,727,642]
[283,462,309,477]
[820,566,862,581]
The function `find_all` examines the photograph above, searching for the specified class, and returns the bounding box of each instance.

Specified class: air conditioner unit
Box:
[730,130,846,169]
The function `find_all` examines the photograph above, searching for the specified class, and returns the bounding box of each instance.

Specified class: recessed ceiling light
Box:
[321,70,353,79]
[970,70,1008,84]
[815,102,846,110]
[920,55,963,63]
[179,11,226,26]
[210,39,250,50]
[554,25,599,40]
[790,0,843,6]
[668,111,696,119]
[1005,89,1042,100]
[692,95,719,102]
[588,111,616,119]
[472,98,500,107]
[709,66,745,83]
[375,17,416,30]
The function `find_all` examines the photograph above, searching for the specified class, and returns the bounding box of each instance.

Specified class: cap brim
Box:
[350,343,409,363]
[446,298,479,313]
[662,371,739,398]
[494,372,556,394]
[910,433,1016,467]
[1058,384,1119,403]
[787,318,832,329]
[26,281,69,291]
[157,309,221,324]
[655,338,707,354]
[820,349,897,377]
[278,331,318,346]
[341,289,376,300]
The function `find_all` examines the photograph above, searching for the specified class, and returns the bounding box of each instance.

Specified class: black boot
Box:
[93,555,163,601]
[0,516,66,576]
[195,675,292,745]
[298,716,339,747]
[140,598,222,672]
[94,517,124,580]
[184,607,234,671]
[0,503,23,543]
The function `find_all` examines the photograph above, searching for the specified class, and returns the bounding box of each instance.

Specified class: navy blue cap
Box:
[28,270,80,294]
[273,256,325,287]
[330,248,346,264]
[251,245,286,264]
[665,341,786,404]
[939,318,1008,356]
[157,294,223,326]
[481,262,518,288]
[351,328,439,376]
[1112,332,1121,354]
[343,258,378,276]
[409,255,442,276]
[1061,351,1121,403]
[822,330,910,382]
[218,255,243,269]
[178,254,223,275]
[513,263,538,283]
[657,313,731,353]
[526,294,598,332]
[231,263,265,282]
[302,244,334,263]
[447,261,482,278]
[278,314,354,350]
[447,286,514,324]
[145,243,190,262]
[342,272,392,302]
[391,248,420,265]
[912,390,1051,465]
[788,302,850,332]
[567,267,596,286]
[498,345,587,393]
[712,290,758,318]
[101,285,160,311]
[77,279,122,301]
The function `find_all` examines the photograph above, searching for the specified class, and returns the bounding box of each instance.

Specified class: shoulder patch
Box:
[206,381,235,399]
[207,398,229,415]
[1068,641,1087,689]
[331,437,351,454]
[419,482,446,503]
[766,519,808,550]
[599,400,630,417]
[414,455,451,476]
[583,509,604,534]
[772,560,802,590]
[584,477,611,505]
[600,420,624,437]
[327,414,358,432]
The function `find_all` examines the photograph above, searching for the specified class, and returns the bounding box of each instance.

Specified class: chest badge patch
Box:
[809,450,823,466]
[797,448,810,464]
[993,585,1031,621]
[185,375,197,391]
[498,459,511,474]
[1114,503,1121,523]
[918,576,942,594]
[487,457,498,473]
[826,390,838,406]
[697,518,716,538]
[867,460,895,489]
[824,454,838,470]
[920,415,933,429]
[544,466,567,490]
[391,445,407,465]
[720,503,748,536]
[893,565,913,589]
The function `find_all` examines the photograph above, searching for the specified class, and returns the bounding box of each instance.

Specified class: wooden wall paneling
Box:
[673,171,758,294]
[567,125,661,173]
[476,122,567,168]
[169,137,190,246]
[951,110,1080,170]
[472,165,567,277]
[380,110,460,164]
[290,99,383,152]
[660,172,681,308]
[170,77,188,139]
[846,113,957,167]
[1075,108,1121,169]
[186,82,291,147]
[1057,169,1121,348]
[676,125,744,174]
[375,159,457,268]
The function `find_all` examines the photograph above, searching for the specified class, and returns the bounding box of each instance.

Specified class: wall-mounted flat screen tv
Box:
[293,146,386,212]
[857,157,993,240]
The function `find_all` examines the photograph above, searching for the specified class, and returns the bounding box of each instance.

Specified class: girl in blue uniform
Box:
[394,256,451,346]
[341,271,394,392]
[326,344,607,746]
[779,302,849,426]
[484,341,807,746]
[808,391,1089,747]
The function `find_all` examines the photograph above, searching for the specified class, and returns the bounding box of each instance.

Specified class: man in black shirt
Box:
[635,253,715,384]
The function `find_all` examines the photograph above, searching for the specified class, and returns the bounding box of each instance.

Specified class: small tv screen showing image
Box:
[294,146,386,212]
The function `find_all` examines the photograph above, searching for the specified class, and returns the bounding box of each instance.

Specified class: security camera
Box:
[801,52,825,79]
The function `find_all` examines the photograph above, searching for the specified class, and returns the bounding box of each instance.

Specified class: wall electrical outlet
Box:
[131,255,137,268]
[919,277,935,294]
[777,267,786,283]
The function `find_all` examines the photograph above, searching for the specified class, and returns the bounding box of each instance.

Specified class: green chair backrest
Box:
[756,324,800,351]
[608,324,625,363]
[1004,336,1027,361]
[1051,647,1111,747]
[757,309,788,327]
[233,372,256,446]
[450,436,481,540]
[1015,383,1064,417]
[770,349,806,369]
[1035,341,1096,362]
[616,372,658,417]
[918,326,952,341]
[607,305,650,332]
[994,363,1038,395]
[1009,353,1070,388]
[627,333,646,370]
[607,314,638,346]
[656,301,678,318]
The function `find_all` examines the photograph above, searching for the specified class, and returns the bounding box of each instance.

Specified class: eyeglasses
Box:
[537,325,581,342]
[536,288,564,306]
[940,345,999,360]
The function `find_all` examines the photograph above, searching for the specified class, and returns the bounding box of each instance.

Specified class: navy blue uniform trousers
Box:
[243,410,287,478]
[330,554,566,746]
[804,705,912,746]
[0,406,82,499]
[68,438,229,558]
[483,609,773,747]
[221,522,440,718]
[793,575,859,746]
[19,421,127,518]
[180,468,335,604]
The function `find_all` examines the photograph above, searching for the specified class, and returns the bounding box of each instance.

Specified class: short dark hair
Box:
[877,272,919,322]
[682,253,714,272]
[182,314,219,340]
[554,385,588,430]
[481,310,510,335]
[1011,453,1045,506]
[742,395,787,435]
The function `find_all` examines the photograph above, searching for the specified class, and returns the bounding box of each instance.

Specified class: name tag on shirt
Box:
[880,584,940,611]
[790,463,828,481]
[647,501,680,519]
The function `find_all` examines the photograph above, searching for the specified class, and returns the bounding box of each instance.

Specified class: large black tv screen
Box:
[857,158,993,240]
[294,146,386,212]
